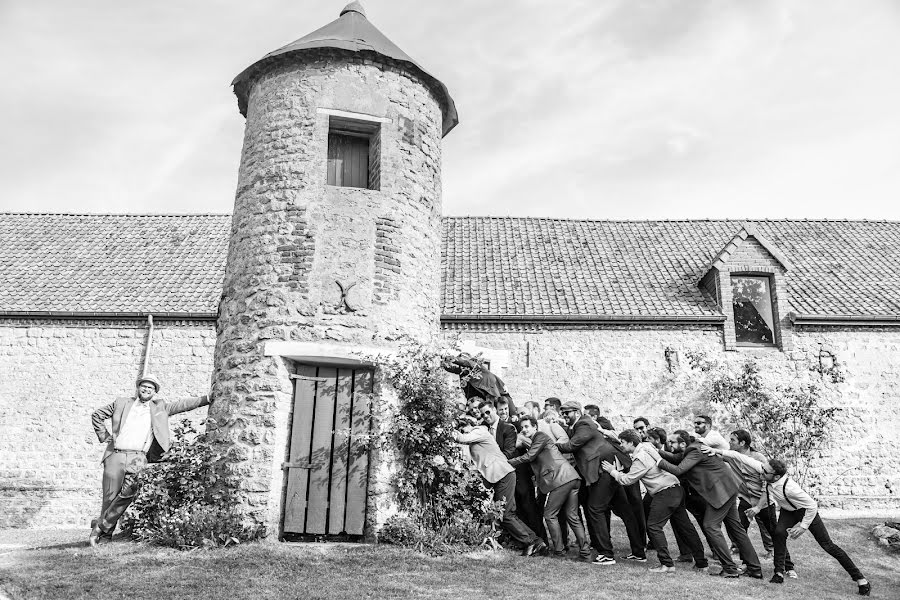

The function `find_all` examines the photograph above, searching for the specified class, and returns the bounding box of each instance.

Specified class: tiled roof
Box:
[0,214,230,315]
[2,213,900,320]
[441,218,900,319]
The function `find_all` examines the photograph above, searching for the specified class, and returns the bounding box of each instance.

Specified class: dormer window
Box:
[731,274,776,346]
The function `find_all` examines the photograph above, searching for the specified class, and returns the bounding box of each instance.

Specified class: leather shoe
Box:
[522,539,548,557]
[88,526,103,548]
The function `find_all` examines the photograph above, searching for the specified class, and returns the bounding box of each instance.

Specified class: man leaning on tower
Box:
[88,374,210,547]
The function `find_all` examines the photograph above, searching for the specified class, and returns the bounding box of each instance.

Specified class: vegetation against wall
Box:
[374,340,503,554]
[120,421,264,549]
[682,351,843,488]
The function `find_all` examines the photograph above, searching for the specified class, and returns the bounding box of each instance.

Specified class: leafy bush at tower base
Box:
[120,421,264,549]
[375,340,503,554]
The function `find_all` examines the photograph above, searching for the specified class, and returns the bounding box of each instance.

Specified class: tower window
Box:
[327,116,380,190]
[731,274,777,346]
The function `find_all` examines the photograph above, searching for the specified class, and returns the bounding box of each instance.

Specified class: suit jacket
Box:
[493,420,518,459]
[508,432,580,494]
[555,415,622,485]
[455,425,514,484]
[91,395,209,463]
[656,442,740,509]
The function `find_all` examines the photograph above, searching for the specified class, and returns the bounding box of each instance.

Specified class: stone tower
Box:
[208,2,457,535]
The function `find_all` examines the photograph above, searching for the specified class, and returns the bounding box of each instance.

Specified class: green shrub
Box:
[120,421,264,549]
[373,340,504,554]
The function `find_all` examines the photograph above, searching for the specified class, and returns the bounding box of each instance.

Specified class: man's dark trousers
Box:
[739,497,775,552]
[773,510,861,580]
[623,481,648,549]
[647,485,708,568]
[586,471,646,559]
[702,493,761,575]
[492,471,539,546]
[514,464,545,542]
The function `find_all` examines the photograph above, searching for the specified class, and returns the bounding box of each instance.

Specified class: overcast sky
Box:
[2,0,899,220]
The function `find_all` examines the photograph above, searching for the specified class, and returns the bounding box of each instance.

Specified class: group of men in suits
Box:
[452,397,872,596]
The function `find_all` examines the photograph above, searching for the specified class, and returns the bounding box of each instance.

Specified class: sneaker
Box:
[710,569,740,578]
[649,565,675,574]
[786,569,798,579]
[857,581,871,596]
[593,555,616,566]
[770,573,784,584]
[624,554,647,562]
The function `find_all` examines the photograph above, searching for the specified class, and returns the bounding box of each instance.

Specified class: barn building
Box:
[1,3,898,533]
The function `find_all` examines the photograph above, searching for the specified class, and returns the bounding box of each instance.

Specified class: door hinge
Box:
[282,461,313,470]
[290,374,329,382]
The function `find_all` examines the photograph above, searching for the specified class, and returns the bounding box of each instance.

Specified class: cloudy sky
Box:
[2,0,899,220]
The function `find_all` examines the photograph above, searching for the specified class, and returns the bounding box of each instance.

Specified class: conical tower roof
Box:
[232,2,458,136]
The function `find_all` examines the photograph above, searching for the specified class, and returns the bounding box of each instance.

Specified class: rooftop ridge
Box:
[0,212,232,217]
[442,216,900,224]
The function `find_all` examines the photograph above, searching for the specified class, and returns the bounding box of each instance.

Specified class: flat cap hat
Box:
[560,400,582,412]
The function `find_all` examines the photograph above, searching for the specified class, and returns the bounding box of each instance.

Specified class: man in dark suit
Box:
[480,401,544,541]
[88,374,209,547]
[654,430,761,578]
[555,401,646,565]
[509,416,589,560]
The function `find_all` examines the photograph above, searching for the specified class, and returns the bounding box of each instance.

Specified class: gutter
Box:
[791,313,900,327]
[441,314,726,325]
[0,310,217,321]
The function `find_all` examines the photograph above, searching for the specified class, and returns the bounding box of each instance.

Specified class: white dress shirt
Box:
[115,400,154,451]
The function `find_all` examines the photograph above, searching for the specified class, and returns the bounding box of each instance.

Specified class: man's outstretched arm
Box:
[166,395,210,416]
[91,402,115,443]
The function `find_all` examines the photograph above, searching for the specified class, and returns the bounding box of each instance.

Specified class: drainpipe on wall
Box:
[142,314,155,377]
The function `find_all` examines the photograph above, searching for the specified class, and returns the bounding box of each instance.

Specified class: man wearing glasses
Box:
[633,417,651,442]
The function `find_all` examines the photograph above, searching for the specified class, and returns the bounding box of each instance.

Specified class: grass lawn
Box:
[1,518,897,600]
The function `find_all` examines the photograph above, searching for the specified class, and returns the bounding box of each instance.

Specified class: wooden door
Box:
[282,365,373,537]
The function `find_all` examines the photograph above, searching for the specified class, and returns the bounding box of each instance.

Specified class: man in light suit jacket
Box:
[452,415,546,557]
[655,430,760,578]
[509,416,589,560]
[88,374,209,546]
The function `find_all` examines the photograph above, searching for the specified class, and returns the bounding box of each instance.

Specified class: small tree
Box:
[685,353,842,488]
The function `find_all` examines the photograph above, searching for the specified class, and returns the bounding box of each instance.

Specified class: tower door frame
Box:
[281,363,373,541]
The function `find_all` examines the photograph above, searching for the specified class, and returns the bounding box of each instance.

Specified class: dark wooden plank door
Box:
[283,366,373,536]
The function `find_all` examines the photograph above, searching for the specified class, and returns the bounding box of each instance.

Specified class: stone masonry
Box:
[0,319,215,528]
[208,49,446,533]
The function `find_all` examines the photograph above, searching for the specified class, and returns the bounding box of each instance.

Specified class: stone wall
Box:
[446,323,900,510]
[0,319,216,528]
[210,50,445,534]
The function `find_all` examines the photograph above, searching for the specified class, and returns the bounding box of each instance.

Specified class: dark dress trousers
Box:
[495,421,544,541]
[657,443,760,575]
